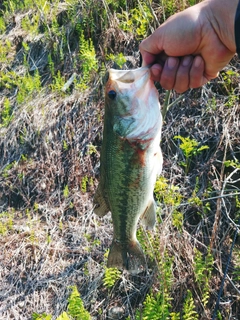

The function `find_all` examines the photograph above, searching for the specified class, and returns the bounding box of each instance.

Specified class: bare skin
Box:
[140,0,238,93]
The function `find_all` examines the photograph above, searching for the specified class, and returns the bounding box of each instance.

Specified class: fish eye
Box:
[108,90,117,100]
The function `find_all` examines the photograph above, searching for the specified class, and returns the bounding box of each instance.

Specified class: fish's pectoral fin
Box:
[93,184,110,217]
[107,239,146,274]
[141,200,156,230]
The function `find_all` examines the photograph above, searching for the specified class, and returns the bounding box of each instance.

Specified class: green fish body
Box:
[94,67,162,273]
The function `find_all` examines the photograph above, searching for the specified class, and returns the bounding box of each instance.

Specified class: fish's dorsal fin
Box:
[141,200,157,230]
[93,184,110,217]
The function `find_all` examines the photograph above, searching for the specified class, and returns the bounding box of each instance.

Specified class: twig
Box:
[146,0,160,28]
[226,274,240,295]
[161,92,184,120]
[210,128,228,250]
[62,73,77,92]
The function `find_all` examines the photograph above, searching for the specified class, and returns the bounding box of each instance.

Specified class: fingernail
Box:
[182,56,192,67]
[167,57,177,69]
[194,56,202,68]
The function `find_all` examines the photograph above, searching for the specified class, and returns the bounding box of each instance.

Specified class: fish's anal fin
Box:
[93,184,110,217]
[141,200,156,230]
[107,240,146,274]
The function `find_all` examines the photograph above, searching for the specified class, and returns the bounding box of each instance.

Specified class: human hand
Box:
[140,0,237,93]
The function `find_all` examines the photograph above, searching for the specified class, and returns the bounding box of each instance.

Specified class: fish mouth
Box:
[108,66,150,85]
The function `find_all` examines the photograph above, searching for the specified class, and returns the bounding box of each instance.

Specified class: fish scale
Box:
[93,66,162,274]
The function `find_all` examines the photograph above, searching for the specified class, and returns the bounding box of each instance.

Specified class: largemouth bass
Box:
[94,66,162,274]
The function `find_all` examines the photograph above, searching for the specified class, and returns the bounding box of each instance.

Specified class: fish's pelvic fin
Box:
[107,239,146,274]
[141,200,156,230]
[93,184,110,217]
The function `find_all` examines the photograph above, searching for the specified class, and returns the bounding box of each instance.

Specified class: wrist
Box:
[207,0,238,54]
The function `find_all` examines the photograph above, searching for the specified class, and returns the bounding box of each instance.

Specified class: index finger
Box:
[140,50,157,67]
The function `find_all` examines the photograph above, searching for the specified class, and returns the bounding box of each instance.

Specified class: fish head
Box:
[104,67,162,142]
[105,67,154,116]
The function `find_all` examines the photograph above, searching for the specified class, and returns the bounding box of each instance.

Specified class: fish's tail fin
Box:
[107,239,146,274]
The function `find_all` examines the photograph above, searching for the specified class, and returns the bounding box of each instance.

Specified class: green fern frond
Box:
[170,312,181,320]
[57,312,70,320]
[67,286,91,320]
[183,290,198,320]
[136,291,172,320]
[103,267,121,289]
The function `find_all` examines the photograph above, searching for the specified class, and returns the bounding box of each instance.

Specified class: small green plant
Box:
[224,159,240,169]
[172,209,183,231]
[67,286,91,320]
[106,52,126,68]
[87,143,97,155]
[188,195,211,217]
[117,1,153,39]
[81,176,88,193]
[0,211,14,235]
[32,286,91,320]
[103,267,121,289]
[154,176,182,207]
[136,251,173,319]
[217,311,223,320]
[1,97,13,127]
[193,248,213,307]
[136,290,172,320]
[33,202,39,212]
[78,31,98,89]
[48,54,55,77]
[32,313,51,320]
[50,70,66,93]
[221,69,239,95]
[188,177,212,217]
[0,70,17,90]
[16,70,42,103]
[21,13,40,35]
[84,233,101,253]
[170,312,181,320]
[56,312,70,320]
[0,39,12,63]
[2,160,16,178]
[25,210,38,244]
[63,185,69,198]
[182,290,198,320]
[163,0,178,18]
[22,41,30,66]
[162,0,196,20]
[225,94,237,108]
[0,16,6,33]
[174,135,209,173]
[3,0,33,12]
[63,140,68,151]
